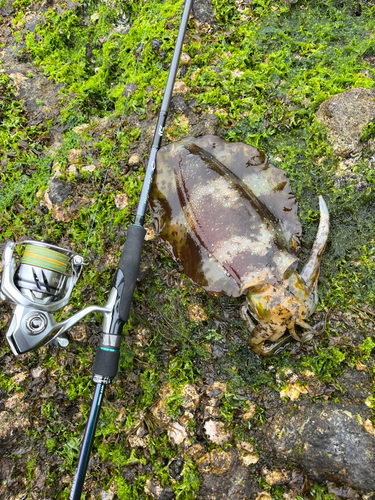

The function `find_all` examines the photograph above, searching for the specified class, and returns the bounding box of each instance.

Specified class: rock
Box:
[262,403,375,494]
[198,450,252,500]
[48,179,74,205]
[337,369,373,404]
[192,0,216,29]
[67,148,83,164]
[128,154,141,166]
[171,96,189,115]
[181,384,200,410]
[169,457,184,481]
[114,193,129,210]
[167,421,188,445]
[159,488,175,500]
[190,113,219,136]
[316,87,375,156]
[204,420,230,445]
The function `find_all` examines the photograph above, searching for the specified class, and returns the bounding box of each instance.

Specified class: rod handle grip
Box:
[92,346,120,378]
[118,224,146,323]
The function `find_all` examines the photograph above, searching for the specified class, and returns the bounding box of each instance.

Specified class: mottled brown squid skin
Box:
[150,137,329,356]
[150,136,303,298]
[244,197,330,356]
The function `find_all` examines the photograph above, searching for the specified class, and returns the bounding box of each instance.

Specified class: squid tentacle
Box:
[300,196,330,293]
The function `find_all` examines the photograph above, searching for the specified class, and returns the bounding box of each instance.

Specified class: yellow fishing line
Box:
[21,245,69,274]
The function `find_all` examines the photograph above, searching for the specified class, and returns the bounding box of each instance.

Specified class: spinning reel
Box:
[1,241,116,355]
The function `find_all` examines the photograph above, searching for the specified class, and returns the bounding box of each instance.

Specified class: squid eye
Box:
[286,272,309,300]
[247,294,269,320]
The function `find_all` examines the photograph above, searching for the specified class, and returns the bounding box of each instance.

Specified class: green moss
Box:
[359,336,375,359]
[25,0,186,120]
[303,346,347,383]
[360,120,375,142]
[174,458,200,500]
[0,373,22,393]
[140,368,160,407]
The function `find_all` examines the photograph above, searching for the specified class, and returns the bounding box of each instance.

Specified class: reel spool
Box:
[14,244,70,301]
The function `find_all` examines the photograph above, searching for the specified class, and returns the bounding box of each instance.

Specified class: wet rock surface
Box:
[197,450,253,500]
[262,402,375,494]
[337,368,373,404]
[48,179,74,205]
[192,0,216,29]
[316,87,375,156]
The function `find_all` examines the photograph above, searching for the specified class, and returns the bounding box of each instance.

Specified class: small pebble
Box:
[129,154,141,166]
[114,193,129,210]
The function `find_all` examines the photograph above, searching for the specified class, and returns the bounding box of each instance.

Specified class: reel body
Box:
[1,241,115,355]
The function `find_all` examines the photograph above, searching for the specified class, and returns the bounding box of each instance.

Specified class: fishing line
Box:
[83,0,160,257]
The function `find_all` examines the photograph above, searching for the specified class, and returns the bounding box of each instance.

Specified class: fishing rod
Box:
[0,0,193,497]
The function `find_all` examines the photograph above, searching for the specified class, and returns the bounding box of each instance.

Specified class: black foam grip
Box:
[92,347,120,378]
[118,224,146,323]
